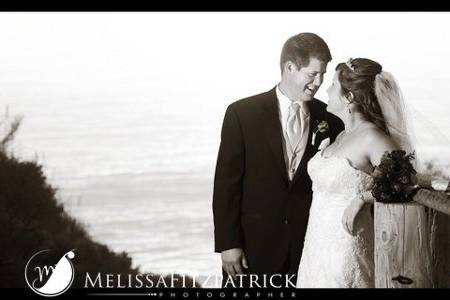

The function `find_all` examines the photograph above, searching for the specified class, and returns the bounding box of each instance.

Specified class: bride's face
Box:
[326,71,348,117]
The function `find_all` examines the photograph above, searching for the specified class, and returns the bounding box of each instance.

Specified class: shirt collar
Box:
[276,84,310,116]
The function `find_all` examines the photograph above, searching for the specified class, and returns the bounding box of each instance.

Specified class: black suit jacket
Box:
[213,87,344,274]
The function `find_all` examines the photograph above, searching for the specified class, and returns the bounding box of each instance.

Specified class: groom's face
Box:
[288,57,328,102]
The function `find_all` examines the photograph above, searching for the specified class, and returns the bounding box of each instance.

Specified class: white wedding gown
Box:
[296,146,375,288]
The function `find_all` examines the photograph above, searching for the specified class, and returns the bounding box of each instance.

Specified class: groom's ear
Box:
[285,61,298,74]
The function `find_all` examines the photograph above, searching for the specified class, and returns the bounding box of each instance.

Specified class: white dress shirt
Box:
[276,85,311,180]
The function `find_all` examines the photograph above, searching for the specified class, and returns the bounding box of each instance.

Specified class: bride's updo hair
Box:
[336,58,389,135]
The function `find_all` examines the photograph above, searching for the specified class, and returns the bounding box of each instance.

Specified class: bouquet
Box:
[372,150,450,215]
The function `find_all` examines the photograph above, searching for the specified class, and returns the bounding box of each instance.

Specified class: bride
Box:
[297,58,417,288]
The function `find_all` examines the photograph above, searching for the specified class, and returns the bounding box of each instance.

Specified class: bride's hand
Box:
[342,196,365,235]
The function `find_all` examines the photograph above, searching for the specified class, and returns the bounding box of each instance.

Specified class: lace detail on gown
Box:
[296,149,375,288]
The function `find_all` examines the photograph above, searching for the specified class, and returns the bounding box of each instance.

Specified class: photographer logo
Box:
[25,249,75,297]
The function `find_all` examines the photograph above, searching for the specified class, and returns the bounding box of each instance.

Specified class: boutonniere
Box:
[312,120,329,146]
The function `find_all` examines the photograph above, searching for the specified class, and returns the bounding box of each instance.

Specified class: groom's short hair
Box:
[280,33,332,73]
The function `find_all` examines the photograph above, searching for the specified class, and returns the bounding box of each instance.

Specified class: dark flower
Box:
[372,150,417,203]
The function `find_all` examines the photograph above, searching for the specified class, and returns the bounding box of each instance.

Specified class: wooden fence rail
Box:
[375,202,450,288]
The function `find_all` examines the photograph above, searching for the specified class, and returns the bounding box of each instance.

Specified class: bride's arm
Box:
[358,129,400,204]
[360,190,375,204]
[342,130,398,234]
[416,173,450,192]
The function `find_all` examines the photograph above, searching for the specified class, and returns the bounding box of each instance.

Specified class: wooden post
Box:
[374,202,450,288]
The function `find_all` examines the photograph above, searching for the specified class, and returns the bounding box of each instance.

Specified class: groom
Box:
[212,32,344,288]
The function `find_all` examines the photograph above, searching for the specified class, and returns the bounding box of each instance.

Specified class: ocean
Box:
[5,89,450,289]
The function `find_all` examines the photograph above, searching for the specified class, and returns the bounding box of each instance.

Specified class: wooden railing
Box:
[375,202,450,288]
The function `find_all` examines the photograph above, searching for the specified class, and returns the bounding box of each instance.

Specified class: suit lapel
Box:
[260,88,289,185]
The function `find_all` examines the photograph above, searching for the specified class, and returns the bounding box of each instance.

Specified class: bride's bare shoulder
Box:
[363,127,397,147]
[361,127,399,164]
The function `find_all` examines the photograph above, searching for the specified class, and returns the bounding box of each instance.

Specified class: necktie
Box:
[286,102,302,150]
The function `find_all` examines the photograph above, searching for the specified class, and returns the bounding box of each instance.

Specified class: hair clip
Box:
[345,58,356,72]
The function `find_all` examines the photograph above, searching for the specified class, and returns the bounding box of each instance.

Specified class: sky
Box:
[1,11,449,178]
